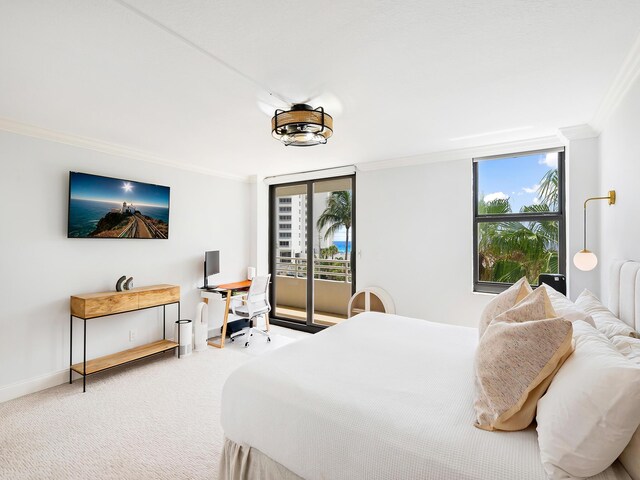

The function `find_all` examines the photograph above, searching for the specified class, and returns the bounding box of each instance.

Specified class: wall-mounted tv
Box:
[68,172,170,239]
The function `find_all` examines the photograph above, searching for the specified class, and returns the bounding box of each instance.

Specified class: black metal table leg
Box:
[177,302,181,358]
[163,305,166,340]
[83,319,87,393]
[69,315,73,384]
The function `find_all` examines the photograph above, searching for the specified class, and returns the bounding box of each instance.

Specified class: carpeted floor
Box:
[0,327,309,480]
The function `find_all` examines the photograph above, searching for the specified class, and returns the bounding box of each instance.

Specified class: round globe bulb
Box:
[573,249,598,271]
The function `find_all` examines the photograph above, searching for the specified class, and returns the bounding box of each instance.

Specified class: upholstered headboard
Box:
[608,259,640,331]
[609,260,640,480]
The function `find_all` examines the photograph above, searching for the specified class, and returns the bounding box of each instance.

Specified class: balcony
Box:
[274,256,351,326]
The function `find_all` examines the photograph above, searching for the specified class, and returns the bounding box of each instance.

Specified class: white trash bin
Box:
[175,319,193,357]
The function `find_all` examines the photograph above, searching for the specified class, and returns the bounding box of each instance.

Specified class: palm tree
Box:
[316,191,352,258]
[319,245,339,259]
[537,169,558,210]
[477,167,560,283]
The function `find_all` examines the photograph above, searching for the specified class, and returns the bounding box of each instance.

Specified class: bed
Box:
[220,261,640,480]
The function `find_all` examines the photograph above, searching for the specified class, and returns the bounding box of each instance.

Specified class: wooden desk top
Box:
[71,284,179,300]
[216,280,251,291]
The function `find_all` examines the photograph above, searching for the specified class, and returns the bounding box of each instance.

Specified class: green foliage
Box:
[320,245,339,259]
[316,190,352,257]
[478,169,560,284]
[316,191,352,282]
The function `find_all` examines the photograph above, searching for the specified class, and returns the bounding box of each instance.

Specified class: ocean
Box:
[68,198,169,237]
[332,240,351,254]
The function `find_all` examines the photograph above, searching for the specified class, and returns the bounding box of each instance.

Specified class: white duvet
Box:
[221,312,629,480]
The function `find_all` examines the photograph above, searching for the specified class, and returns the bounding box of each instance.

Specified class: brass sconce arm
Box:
[581,190,616,250]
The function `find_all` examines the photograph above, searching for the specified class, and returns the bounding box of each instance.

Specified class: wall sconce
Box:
[573,190,616,271]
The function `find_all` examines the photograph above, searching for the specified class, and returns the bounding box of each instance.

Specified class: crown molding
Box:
[355,135,563,172]
[264,165,356,185]
[0,117,250,183]
[557,124,599,142]
[591,32,640,133]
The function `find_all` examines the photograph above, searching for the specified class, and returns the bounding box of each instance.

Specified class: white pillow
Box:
[611,336,640,364]
[611,335,640,478]
[575,289,638,339]
[536,321,640,479]
[538,284,595,327]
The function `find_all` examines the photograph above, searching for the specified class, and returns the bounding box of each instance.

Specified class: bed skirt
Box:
[219,438,303,480]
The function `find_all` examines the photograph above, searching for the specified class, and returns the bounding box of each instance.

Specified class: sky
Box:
[477,152,558,212]
[70,172,170,208]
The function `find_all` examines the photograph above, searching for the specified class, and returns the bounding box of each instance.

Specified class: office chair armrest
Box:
[229,294,248,315]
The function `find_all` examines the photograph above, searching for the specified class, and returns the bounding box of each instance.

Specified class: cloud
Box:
[533,197,540,205]
[522,183,540,193]
[539,153,558,168]
[484,191,509,202]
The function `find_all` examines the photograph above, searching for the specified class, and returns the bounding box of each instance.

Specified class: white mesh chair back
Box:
[246,274,271,317]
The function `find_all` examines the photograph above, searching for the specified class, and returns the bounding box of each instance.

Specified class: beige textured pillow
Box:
[474,288,573,431]
[478,277,532,338]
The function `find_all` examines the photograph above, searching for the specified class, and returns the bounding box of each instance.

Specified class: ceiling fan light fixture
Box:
[271,104,333,147]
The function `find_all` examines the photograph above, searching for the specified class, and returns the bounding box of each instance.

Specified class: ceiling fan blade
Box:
[256,91,343,117]
[301,92,343,117]
[256,92,290,116]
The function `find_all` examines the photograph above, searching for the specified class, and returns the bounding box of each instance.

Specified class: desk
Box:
[203,280,269,349]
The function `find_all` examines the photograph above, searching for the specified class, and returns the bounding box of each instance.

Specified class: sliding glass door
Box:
[270,175,355,332]
[272,184,308,324]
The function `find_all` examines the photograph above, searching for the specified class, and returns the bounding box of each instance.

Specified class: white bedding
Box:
[221,312,630,480]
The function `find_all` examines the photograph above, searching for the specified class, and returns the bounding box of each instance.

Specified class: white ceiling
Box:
[1,0,639,179]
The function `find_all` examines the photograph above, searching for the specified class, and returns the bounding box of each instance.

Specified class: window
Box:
[280,206,292,212]
[279,224,291,230]
[279,215,292,221]
[473,149,565,293]
[280,232,292,238]
[279,197,292,204]
[279,241,289,247]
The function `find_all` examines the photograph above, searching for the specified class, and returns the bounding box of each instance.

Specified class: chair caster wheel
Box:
[267,337,271,342]
[230,338,234,342]
[245,342,250,348]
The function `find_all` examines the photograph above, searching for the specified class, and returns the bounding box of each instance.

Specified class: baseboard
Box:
[0,368,68,404]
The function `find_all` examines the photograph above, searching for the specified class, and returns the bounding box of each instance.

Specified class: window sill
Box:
[472,290,496,297]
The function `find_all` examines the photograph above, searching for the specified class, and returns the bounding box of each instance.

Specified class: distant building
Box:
[121,202,135,214]
[276,193,330,261]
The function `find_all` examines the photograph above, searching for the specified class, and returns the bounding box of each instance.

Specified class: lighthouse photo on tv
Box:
[68,172,170,239]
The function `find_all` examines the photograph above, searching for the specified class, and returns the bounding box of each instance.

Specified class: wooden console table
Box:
[70,284,180,392]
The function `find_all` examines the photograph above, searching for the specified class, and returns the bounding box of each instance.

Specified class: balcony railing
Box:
[275,256,351,283]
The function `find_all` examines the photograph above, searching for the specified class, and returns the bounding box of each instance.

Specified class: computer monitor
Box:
[204,250,220,288]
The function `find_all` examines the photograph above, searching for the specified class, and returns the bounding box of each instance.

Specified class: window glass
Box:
[474,150,564,293]
[478,220,559,283]
[477,151,559,213]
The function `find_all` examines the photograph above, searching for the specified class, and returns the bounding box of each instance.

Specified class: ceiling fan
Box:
[257,92,343,147]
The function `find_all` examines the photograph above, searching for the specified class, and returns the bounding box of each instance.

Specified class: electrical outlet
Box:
[129,330,136,342]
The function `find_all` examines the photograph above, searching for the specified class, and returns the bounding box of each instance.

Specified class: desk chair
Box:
[229,275,271,347]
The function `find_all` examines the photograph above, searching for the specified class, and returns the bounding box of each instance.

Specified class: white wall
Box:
[598,74,640,305]
[0,131,251,401]
[565,137,601,299]
[356,160,491,327]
